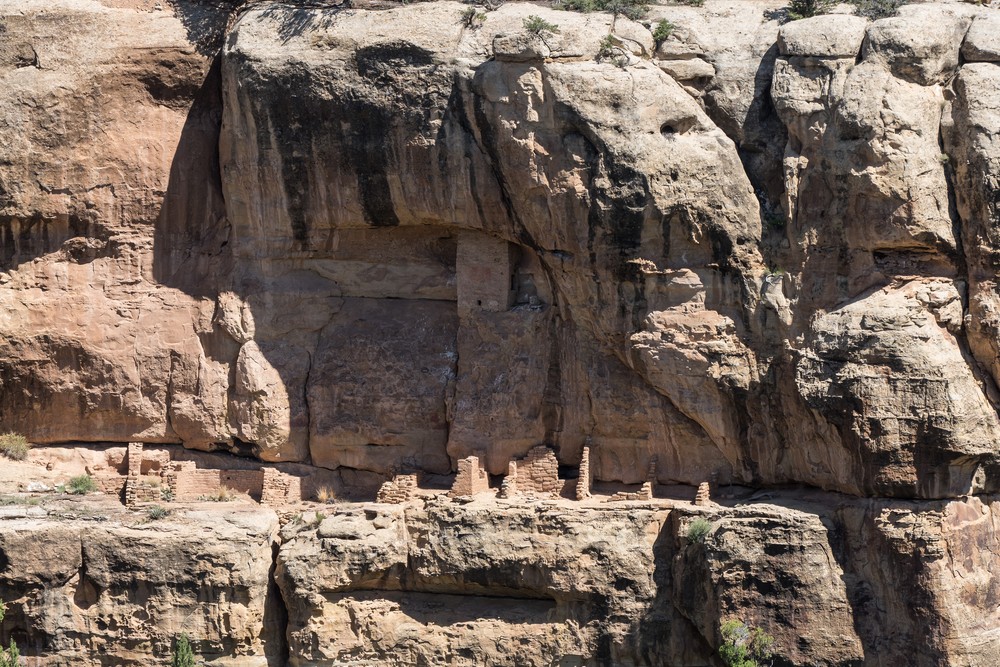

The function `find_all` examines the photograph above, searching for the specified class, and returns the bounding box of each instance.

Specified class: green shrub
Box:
[652,19,675,45]
[677,0,705,6]
[687,517,712,542]
[0,432,30,461]
[172,634,196,667]
[147,505,170,520]
[786,0,834,20]
[557,0,597,9]
[557,0,649,20]
[0,601,19,667]
[460,6,487,27]
[67,475,96,495]
[0,639,19,667]
[523,15,560,34]
[602,0,649,19]
[597,34,618,59]
[718,619,774,667]
[851,0,909,19]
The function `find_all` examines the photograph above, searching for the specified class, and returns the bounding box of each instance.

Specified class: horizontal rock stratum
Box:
[1,489,999,666]
[2,0,1000,664]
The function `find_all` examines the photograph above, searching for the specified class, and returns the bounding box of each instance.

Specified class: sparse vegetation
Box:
[687,517,712,543]
[785,0,834,20]
[556,0,650,20]
[0,432,30,461]
[596,34,630,67]
[460,6,487,27]
[763,210,786,230]
[939,153,950,164]
[67,475,97,495]
[147,505,170,520]
[598,34,618,59]
[463,0,505,9]
[523,15,560,34]
[851,0,910,19]
[0,602,20,667]
[564,0,649,19]
[676,0,705,6]
[200,485,238,502]
[766,266,786,278]
[652,19,675,46]
[718,619,774,667]
[160,486,175,502]
[312,511,327,527]
[0,495,41,506]
[315,486,336,504]
[0,637,17,667]
[171,634,196,667]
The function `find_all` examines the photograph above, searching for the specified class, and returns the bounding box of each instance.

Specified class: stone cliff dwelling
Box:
[84,442,313,507]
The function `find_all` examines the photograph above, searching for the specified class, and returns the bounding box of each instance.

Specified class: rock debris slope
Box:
[1,0,1000,665]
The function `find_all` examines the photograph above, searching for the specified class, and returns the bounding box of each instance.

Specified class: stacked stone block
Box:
[609,457,655,502]
[376,474,419,504]
[261,468,302,505]
[608,484,653,502]
[450,456,491,497]
[123,442,143,507]
[575,446,592,501]
[500,446,560,498]
[693,481,712,506]
[456,233,515,314]
[498,461,518,498]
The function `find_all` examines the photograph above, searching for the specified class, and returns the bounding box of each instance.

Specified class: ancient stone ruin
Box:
[609,457,657,502]
[575,445,593,501]
[376,474,419,504]
[693,481,712,506]
[450,456,491,498]
[497,446,561,498]
[121,442,302,506]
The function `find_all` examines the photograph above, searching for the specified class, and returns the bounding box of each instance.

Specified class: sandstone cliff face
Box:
[0,502,282,666]
[2,491,998,666]
[3,0,1000,665]
[5,0,1000,501]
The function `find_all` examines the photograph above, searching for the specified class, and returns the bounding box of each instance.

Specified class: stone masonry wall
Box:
[515,446,561,497]
[450,456,491,497]
[456,232,515,314]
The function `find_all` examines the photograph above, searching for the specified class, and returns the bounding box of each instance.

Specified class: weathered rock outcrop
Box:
[1,480,998,666]
[3,0,1000,664]
[271,493,1000,666]
[0,503,282,666]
